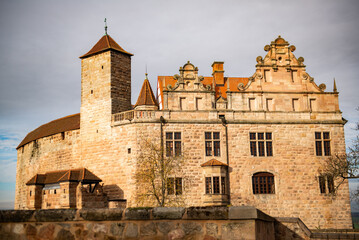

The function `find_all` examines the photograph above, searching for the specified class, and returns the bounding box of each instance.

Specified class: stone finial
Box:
[333,78,338,93]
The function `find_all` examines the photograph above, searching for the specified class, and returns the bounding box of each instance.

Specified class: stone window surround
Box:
[165,131,182,157]
[205,132,221,157]
[252,172,275,194]
[315,131,331,156]
[203,166,227,196]
[318,175,334,194]
[167,177,183,195]
[249,132,273,157]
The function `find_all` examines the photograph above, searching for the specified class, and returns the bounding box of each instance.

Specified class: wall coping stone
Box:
[124,208,152,220]
[1,206,274,223]
[153,207,185,220]
[186,206,228,220]
[229,206,274,222]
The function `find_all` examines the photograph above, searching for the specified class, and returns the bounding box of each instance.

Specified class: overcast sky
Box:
[0,0,358,209]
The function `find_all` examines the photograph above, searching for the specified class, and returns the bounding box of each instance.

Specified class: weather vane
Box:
[104,18,108,35]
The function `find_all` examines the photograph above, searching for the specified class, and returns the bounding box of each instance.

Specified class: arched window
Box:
[252,172,275,194]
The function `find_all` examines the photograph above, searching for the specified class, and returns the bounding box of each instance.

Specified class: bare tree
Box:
[134,138,185,207]
[321,109,359,195]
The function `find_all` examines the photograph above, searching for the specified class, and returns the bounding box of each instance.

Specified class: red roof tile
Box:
[201,159,228,167]
[26,168,102,185]
[156,76,248,109]
[135,77,158,107]
[17,113,80,149]
[80,34,133,59]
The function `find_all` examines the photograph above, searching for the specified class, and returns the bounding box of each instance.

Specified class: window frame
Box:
[250,132,273,157]
[252,172,275,194]
[166,132,182,157]
[167,177,183,195]
[205,176,227,195]
[205,132,221,157]
[319,175,335,194]
[315,132,331,156]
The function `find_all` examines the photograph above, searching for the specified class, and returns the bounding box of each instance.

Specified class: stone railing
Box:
[112,110,157,124]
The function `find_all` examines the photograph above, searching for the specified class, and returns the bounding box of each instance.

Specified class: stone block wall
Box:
[15,129,81,210]
[0,207,277,240]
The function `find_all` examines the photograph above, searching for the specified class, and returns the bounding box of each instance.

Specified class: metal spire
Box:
[145,65,148,79]
[104,18,108,35]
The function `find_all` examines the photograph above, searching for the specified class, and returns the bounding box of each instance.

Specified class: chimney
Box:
[212,61,224,85]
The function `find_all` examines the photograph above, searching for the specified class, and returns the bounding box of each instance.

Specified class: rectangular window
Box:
[292,99,299,111]
[221,177,226,194]
[180,97,185,110]
[327,175,334,193]
[175,178,182,195]
[166,132,181,157]
[266,98,273,111]
[264,70,270,82]
[167,177,182,195]
[310,99,316,112]
[319,176,326,193]
[315,132,331,156]
[196,97,202,110]
[249,98,256,111]
[250,132,273,157]
[205,176,226,195]
[205,132,220,156]
[205,177,212,194]
[167,178,174,195]
[213,177,220,194]
[319,175,334,194]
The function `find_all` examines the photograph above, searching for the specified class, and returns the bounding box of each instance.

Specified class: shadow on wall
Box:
[103,184,124,200]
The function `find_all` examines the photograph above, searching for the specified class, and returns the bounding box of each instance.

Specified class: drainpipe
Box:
[160,116,165,160]
[221,116,231,205]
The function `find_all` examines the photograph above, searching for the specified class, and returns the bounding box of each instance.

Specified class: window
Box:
[266,98,273,111]
[54,189,57,194]
[167,177,182,195]
[205,132,220,156]
[292,99,299,111]
[30,191,32,196]
[205,176,226,194]
[196,97,202,110]
[180,97,186,110]
[252,172,275,194]
[249,98,256,111]
[319,175,334,194]
[166,132,181,156]
[309,99,316,112]
[315,132,331,156]
[250,132,273,157]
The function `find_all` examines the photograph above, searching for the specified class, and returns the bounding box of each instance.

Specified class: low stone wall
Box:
[0,206,357,240]
[0,206,275,240]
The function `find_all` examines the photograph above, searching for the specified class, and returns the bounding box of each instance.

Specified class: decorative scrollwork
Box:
[264,45,271,52]
[256,56,263,64]
[319,83,326,92]
[298,57,304,64]
[237,83,245,91]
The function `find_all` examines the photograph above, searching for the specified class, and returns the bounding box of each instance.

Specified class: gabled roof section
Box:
[17,113,80,149]
[26,168,102,185]
[80,34,133,59]
[201,159,228,167]
[135,76,158,107]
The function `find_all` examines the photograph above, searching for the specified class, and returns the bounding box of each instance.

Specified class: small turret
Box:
[134,74,158,110]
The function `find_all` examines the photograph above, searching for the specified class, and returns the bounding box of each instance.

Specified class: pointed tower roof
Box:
[80,34,133,59]
[135,74,158,108]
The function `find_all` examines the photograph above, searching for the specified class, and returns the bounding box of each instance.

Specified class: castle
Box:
[15,33,352,229]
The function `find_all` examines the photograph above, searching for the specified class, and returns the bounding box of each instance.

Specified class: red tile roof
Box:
[17,113,80,149]
[201,159,228,167]
[80,34,133,59]
[135,77,158,107]
[157,76,248,109]
[26,168,102,185]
